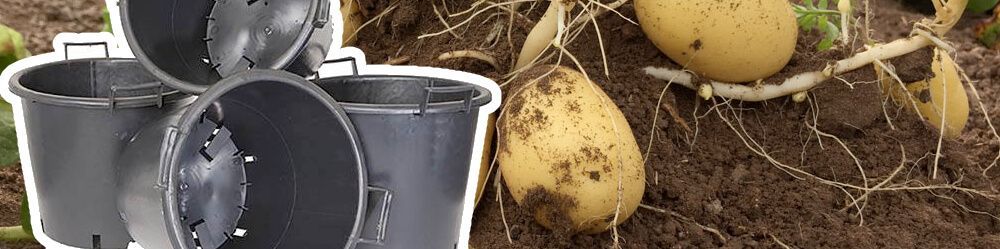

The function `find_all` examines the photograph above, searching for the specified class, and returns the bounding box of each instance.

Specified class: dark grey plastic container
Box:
[119,0,334,94]
[315,59,492,249]
[8,58,188,248]
[117,70,389,249]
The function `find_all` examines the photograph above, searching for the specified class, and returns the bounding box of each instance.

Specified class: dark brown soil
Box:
[0,0,105,54]
[354,0,1000,248]
[0,166,23,229]
[0,166,38,249]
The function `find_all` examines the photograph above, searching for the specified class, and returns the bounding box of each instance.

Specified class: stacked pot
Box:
[2,0,497,249]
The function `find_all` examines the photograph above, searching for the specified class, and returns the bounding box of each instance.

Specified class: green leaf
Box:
[102,8,113,33]
[0,226,32,241]
[968,0,999,13]
[1,24,31,72]
[0,99,16,167]
[801,15,819,31]
[980,22,1000,48]
[794,1,843,51]
[818,21,841,51]
[0,24,25,168]
[19,193,30,237]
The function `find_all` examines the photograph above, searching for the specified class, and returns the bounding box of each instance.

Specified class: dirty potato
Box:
[634,0,798,82]
[498,65,645,234]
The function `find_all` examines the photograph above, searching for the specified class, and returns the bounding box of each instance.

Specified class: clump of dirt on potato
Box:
[520,186,578,236]
[887,47,936,83]
[498,65,645,234]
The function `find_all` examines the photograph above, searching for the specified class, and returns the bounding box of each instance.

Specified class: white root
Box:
[932,51,952,179]
[384,56,411,65]
[644,0,968,102]
[432,3,462,39]
[421,0,536,39]
[345,4,400,46]
[647,66,828,102]
[438,50,502,70]
[771,234,794,249]
[569,0,635,28]
[639,204,728,243]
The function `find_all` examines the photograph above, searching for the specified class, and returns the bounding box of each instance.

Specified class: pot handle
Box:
[62,41,110,60]
[313,0,331,28]
[359,185,392,245]
[420,80,477,115]
[108,81,166,111]
[317,57,360,78]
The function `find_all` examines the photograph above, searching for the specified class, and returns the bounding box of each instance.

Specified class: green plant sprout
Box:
[102,8,113,33]
[794,0,843,51]
[0,24,32,243]
[0,24,25,168]
[0,194,33,241]
[977,5,1000,48]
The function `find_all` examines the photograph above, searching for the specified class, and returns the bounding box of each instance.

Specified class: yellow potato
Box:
[499,65,645,234]
[341,0,363,46]
[475,114,496,206]
[634,0,798,82]
[877,48,970,138]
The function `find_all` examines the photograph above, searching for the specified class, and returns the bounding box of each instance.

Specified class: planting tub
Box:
[8,58,188,248]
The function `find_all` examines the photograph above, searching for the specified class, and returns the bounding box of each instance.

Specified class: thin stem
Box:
[795,9,842,15]
[0,226,32,241]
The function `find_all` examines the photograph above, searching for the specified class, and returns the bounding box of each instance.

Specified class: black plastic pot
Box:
[8,58,188,249]
[117,70,388,249]
[119,0,334,94]
[315,59,492,249]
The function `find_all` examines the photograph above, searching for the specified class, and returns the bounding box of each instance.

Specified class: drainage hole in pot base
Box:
[179,118,248,249]
[206,0,308,77]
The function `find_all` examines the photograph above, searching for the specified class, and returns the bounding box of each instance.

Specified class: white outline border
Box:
[0,32,138,249]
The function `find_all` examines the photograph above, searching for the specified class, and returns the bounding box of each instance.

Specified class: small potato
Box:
[877,48,970,138]
[499,65,645,234]
[634,0,798,82]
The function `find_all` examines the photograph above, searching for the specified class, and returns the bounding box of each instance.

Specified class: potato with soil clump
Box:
[878,48,970,138]
[498,65,645,234]
[634,0,798,82]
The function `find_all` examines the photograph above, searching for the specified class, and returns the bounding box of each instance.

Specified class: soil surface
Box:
[0,166,37,249]
[355,0,1000,248]
[0,0,105,54]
